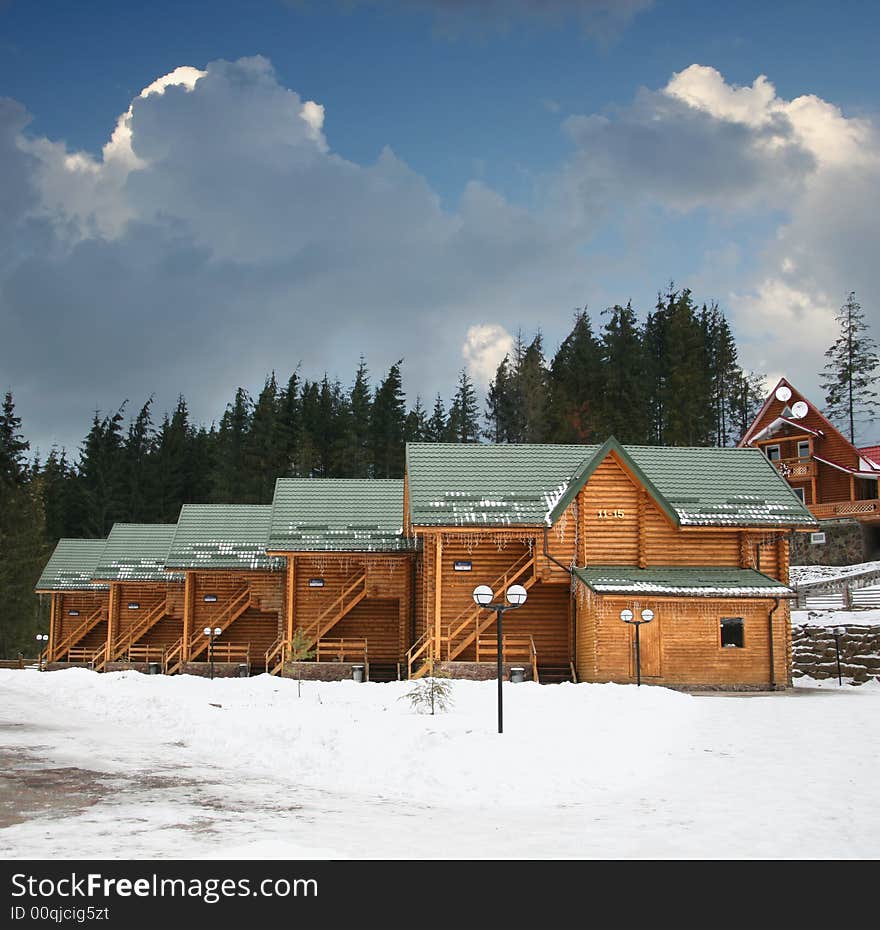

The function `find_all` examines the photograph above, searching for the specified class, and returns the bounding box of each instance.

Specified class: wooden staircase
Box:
[109,598,167,661]
[406,628,435,680]
[265,638,289,676]
[164,638,184,675]
[300,570,367,648]
[51,606,106,661]
[187,583,252,661]
[442,550,537,662]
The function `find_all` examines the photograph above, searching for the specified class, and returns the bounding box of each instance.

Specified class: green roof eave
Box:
[547,436,681,528]
[572,565,794,598]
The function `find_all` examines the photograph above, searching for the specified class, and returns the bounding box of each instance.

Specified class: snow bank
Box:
[790,561,880,586]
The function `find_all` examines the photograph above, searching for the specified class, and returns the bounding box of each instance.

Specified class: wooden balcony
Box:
[772,456,817,479]
[810,499,880,522]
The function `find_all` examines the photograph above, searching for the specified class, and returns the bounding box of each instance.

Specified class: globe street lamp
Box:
[203,626,222,680]
[621,607,655,687]
[472,583,528,734]
[35,633,49,671]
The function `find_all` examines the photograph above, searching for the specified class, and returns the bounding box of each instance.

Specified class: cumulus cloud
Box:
[0,56,589,451]
[559,64,880,423]
[462,323,515,384]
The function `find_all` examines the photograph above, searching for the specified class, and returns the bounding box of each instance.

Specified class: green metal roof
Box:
[92,524,184,583]
[269,478,413,552]
[35,539,109,592]
[406,442,591,527]
[167,504,284,571]
[573,566,794,598]
[406,440,816,529]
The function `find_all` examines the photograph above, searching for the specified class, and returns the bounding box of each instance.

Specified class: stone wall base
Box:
[45,662,94,672]
[104,661,157,674]
[433,661,535,681]
[282,661,365,682]
[791,518,871,566]
[180,661,249,679]
[792,623,880,685]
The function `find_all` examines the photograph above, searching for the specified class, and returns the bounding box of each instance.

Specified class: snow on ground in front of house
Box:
[792,607,880,627]
[1,669,878,859]
[790,561,880,586]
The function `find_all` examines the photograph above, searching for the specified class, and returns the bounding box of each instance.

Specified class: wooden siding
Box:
[575,592,790,687]
[56,592,109,646]
[578,456,642,565]
[290,554,411,662]
[214,607,281,668]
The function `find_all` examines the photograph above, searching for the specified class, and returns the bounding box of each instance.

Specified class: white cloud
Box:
[462,323,515,385]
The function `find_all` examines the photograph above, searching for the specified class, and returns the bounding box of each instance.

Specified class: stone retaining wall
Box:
[180,661,249,678]
[434,661,535,681]
[792,622,880,685]
[283,661,364,681]
[791,520,871,566]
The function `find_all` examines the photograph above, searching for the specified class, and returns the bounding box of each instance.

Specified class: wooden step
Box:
[368,663,400,683]
[538,664,573,684]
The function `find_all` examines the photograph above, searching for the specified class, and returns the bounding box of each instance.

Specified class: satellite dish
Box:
[790,401,809,419]
[775,385,792,402]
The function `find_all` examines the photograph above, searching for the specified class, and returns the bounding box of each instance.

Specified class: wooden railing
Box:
[300,571,367,647]
[66,643,108,670]
[474,634,536,667]
[406,629,434,680]
[164,638,184,675]
[52,606,106,661]
[204,643,250,664]
[188,584,251,660]
[127,645,166,663]
[315,638,368,664]
[810,499,880,520]
[110,598,167,660]
[773,456,817,479]
[569,661,578,684]
[442,550,536,661]
[265,638,289,676]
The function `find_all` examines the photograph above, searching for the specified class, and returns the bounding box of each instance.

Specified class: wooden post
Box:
[810,476,817,506]
[434,535,443,661]
[48,593,58,661]
[286,556,296,641]
[739,533,751,569]
[182,572,193,661]
[106,584,118,665]
[637,489,647,569]
[850,475,856,502]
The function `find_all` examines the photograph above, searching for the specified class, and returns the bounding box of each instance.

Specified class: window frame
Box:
[797,440,811,459]
[792,486,806,503]
[720,616,745,649]
[765,444,781,462]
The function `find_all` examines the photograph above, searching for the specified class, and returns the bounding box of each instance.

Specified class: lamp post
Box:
[472,583,528,734]
[35,633,49,671]
[621,608,655,687]
[203,626,222,680]
[833,625,846,686]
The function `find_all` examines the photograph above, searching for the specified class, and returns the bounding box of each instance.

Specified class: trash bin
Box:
[238,663,249,678]
[352,664,365,683]
[510,666,525,684]
[147,662,160,675]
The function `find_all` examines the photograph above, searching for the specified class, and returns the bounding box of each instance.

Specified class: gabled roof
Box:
[406,442,592,527]
[749,417,822,442]
[573,566,794,598]
[92,524,184,583]
[268,478,412,552]
[35,539,109,592]
[740,377,880,475]
[859,446,880,469]
[406,439,816,529]
[167,505,285,571]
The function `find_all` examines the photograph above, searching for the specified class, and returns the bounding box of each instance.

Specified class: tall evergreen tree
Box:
[123,398,156,521]
[821,292,879,442]
[596,302,649,443]
[77,405,127,536]
[0,391,29,485]
[212,388,252,501]
[547,312,603,443]
[404,396,428,445]
[347,358,373,476]
[426,394,448,443]
[370,361,407,476]
[447,369,480,443]
[245,374,286,500]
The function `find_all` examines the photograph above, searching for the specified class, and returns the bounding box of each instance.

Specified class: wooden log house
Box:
[405,438,816,689]
[739,377,880,523]
[163,504,286,676]
[35,538,110,668]
[90,524,185,672]
[266,479,416,681]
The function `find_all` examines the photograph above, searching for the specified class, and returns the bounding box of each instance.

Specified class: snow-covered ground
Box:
[790,561,880,586]
[1,669,878,859]
[792,607,880,627]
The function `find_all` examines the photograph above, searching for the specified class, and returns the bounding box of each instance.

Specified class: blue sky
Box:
[1,0,878,449]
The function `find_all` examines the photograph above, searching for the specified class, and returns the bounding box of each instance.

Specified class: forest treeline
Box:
[1,287,766,655]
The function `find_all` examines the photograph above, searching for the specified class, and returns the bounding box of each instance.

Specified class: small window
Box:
[797,440,810,459]
[766,445,781,461]
[720,617,744,648]
[792,487,805,503]
[308,578,325,588]
[453,561,472,572]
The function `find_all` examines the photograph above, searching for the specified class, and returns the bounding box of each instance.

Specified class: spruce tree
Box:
[404,396,428,445]
[348,359,373,476]
[212,388,252,500]
[447,369,480,443]
[370,361,407,476]
[426,394,448,443]
[0,391,29,485]
[598,302,649,443]
[821,292,879,442]
[547,312,603,443]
